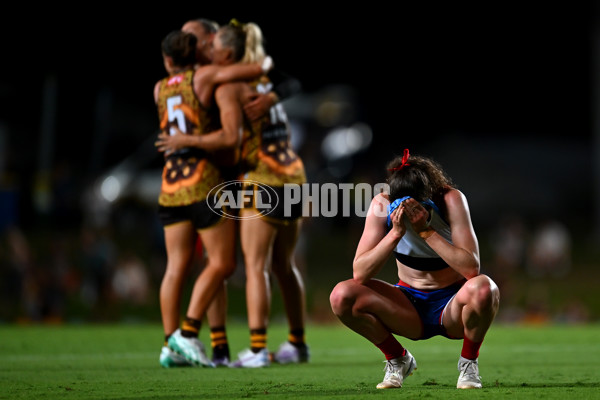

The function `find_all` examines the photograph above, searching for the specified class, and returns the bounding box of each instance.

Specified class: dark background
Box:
[4,4,593,163]
[1,3,598,323]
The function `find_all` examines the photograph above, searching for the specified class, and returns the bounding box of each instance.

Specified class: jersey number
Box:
[167,95,187,135]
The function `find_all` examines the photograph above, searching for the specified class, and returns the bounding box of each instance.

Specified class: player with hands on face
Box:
[330,148,499,389]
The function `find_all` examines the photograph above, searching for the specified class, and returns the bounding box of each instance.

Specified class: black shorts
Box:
[242,182,303,224]
[158,199,223,230]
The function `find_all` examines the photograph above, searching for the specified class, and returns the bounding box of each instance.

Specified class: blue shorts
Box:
[394,280,465,340]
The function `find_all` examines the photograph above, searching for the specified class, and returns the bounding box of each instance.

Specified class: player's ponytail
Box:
[242,22,266,64]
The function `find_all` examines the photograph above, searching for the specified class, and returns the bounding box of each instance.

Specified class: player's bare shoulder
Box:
[153,80,162,103]
[444,188,470,210]
[368,192,390,219]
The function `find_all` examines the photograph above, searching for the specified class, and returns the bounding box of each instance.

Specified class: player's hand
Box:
[243,93,273,121]
[401,198,430,233]
[389,207,407,239]
[155,126,187,153]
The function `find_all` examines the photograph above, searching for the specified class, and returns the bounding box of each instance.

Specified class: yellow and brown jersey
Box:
[239,76,306,187]
[156,69,223,207]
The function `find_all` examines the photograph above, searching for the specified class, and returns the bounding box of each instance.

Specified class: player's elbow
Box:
[222,133,238,148]
[464,269,480,280]
[352,272,368,285]
[463,256,481,280]
[351,263,370,285]
[221,127,241,149]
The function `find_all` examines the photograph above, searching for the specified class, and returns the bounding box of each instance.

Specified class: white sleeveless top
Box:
[387,196,452,271]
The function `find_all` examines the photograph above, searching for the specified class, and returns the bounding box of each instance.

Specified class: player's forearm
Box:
[353,231,401,283]
[422,233,480,279]
[193,129,239,151]
[215,56,272,84]
[215,64,263,84]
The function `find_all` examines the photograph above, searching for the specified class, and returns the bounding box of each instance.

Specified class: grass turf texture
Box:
[1,322,599,399]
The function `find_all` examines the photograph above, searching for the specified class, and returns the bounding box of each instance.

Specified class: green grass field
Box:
[1,322,599,399]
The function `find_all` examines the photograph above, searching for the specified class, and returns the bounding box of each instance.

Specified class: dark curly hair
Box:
[386,151,455,204]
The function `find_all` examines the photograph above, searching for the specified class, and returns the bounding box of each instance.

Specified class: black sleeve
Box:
[267,68,302,101]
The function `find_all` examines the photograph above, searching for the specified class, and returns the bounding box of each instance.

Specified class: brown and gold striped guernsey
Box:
[156,69,224,207]
[239,76,306,187]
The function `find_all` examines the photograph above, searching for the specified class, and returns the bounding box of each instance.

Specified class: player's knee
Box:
[162,266,185,283]
[472,275,500,311]
[329,280,356,315]
[207,259,236,279]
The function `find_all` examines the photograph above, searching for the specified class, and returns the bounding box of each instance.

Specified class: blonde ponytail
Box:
[242,22,265,64]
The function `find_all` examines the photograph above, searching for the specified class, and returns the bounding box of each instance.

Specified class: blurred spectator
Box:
[486,214,528,322]
[526,219,572,278]
[50,159,82,228]
[78,226,116,311]
[2,227,34,320]
[111,251,151,305]
[490,214,528,273]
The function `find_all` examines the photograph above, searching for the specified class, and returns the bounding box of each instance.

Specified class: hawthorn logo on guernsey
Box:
[167,75,184,85]
[207,180,279,220]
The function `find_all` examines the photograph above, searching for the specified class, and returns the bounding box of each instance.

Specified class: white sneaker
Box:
[272,341,310,364]
[376,349,417,389]
[457,356,482,389]
[167,329,214,367]
[229,348,270,368]
[159,346,191,368]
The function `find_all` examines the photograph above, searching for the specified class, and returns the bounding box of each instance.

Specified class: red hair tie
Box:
[388,149,410,171]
